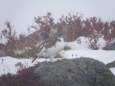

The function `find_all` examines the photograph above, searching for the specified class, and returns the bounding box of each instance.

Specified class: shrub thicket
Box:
[1,12,115,57]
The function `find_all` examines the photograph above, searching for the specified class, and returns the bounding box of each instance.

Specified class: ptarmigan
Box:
[32,37,65,63]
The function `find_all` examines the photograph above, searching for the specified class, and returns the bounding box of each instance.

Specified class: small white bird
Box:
[32,37,65,63]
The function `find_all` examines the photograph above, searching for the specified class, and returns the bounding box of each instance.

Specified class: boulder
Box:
[106,60,115,68]
[34,58,115,86]
[103,42,115,50]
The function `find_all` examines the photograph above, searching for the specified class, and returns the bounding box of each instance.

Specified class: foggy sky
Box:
[0,0,115,35]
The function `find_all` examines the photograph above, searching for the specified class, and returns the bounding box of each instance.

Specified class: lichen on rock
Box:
[34,58,115,86]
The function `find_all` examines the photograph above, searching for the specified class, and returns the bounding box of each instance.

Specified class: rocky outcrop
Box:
[106,60,115,68]
[34,58,115,86]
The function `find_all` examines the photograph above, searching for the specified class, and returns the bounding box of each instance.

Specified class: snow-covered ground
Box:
[0,56,46,76]
[0,37,115,76]
[0,50,115,76]
[61,50,115,64]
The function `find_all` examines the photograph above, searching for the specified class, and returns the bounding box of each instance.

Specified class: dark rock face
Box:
[104,42,115,50]
[106,60,115,68]
[34,58,115,86]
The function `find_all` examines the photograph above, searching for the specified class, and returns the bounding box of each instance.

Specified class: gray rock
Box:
[106,60,115,68]
[34,58,115,86]
[103,42,115,50]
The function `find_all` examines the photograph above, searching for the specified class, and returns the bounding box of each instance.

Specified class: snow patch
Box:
[96,37,107,49]
[110,67,115,75]
[66,37,90,50]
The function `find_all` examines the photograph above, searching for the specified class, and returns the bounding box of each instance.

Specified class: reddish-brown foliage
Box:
[1,12,115,51]
[0,63,49,86]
